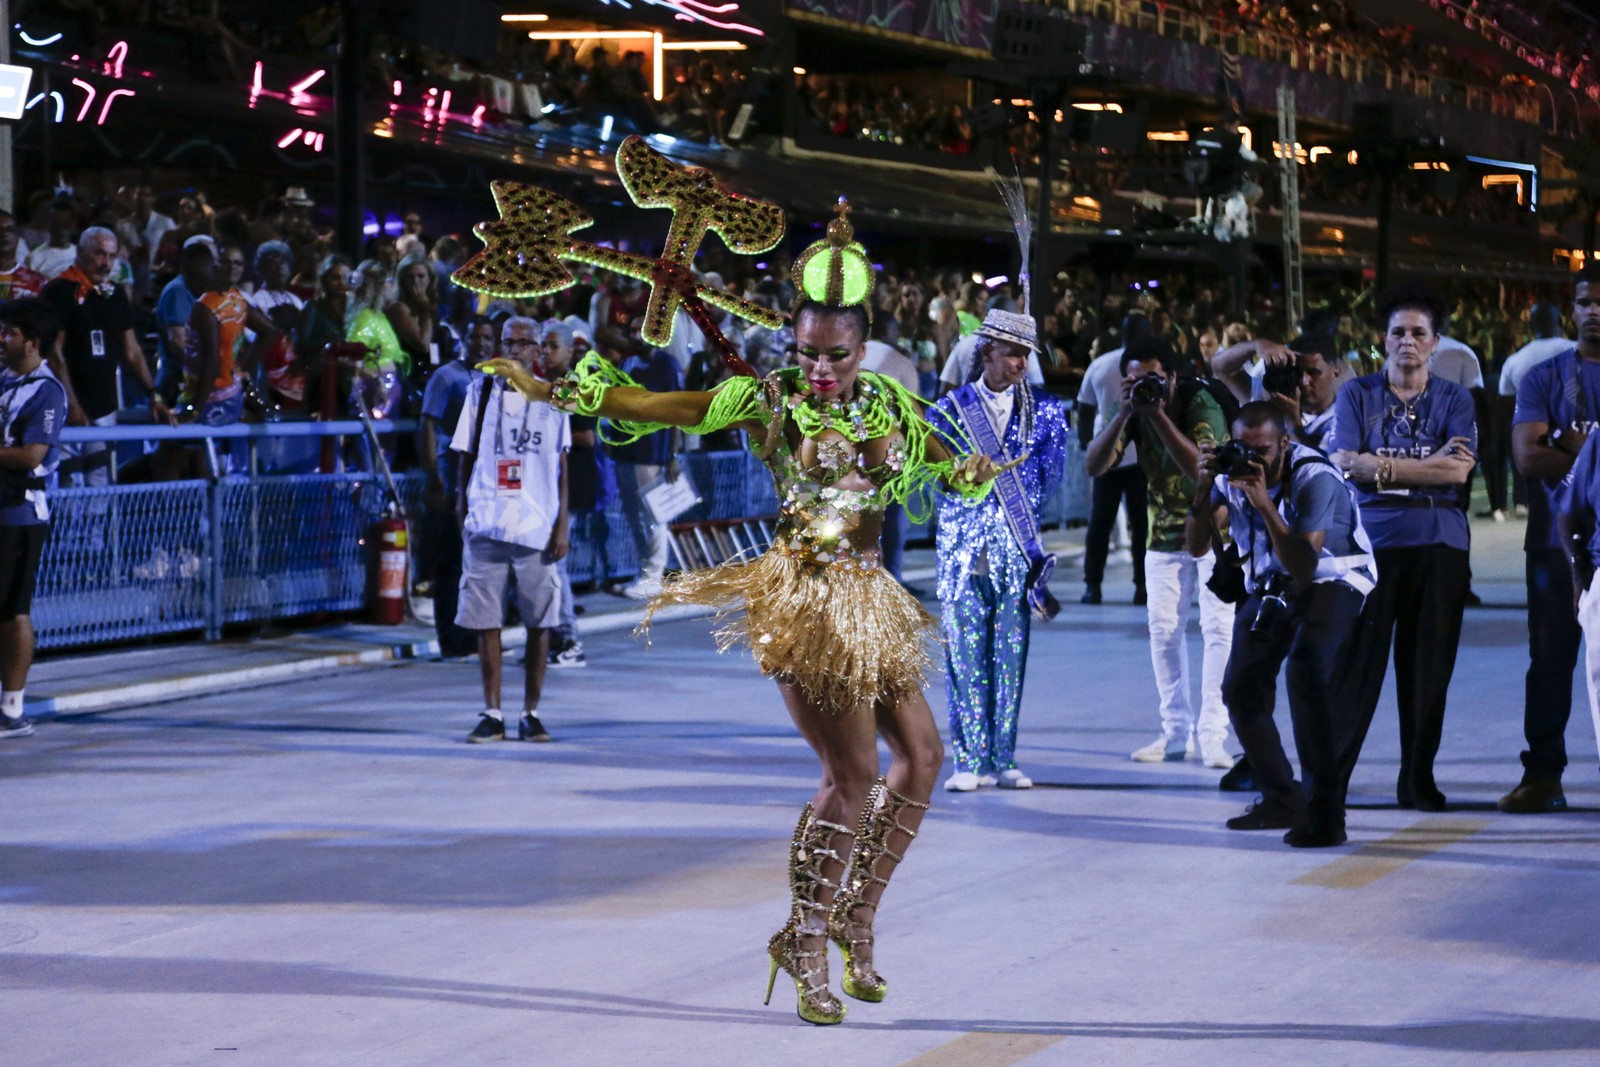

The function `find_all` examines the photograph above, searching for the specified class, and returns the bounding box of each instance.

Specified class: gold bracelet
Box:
[1375,458,1393,492]
[549,377,581,412]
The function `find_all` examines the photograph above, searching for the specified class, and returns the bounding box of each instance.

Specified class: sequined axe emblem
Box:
[453,135,785,375]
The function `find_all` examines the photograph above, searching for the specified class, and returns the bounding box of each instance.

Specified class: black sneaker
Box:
[467,715,505,744]
[1080,585,1102,605]
[517,713,552,742]
[1225,797,1301,831]
[1497,776,1567,814]
[1218,754,1256,792]
[0,715,34,739]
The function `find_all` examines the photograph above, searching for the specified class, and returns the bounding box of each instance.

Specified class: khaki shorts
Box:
[455,534,562,631]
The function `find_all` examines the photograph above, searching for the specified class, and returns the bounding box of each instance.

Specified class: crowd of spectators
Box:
[1430,0,1600,97]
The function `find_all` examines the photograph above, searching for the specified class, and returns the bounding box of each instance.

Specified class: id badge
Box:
[496,458,522,493]
[428,341,440,365]
[90,329,107,357]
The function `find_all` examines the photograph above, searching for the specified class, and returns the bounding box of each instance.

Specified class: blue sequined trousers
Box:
[942,572,1030,773]
[926,384,1069,776]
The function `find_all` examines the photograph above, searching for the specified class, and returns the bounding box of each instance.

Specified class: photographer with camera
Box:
[1187,402,1375,845]
[1211,334,1349,450]
[1328,287,1477,813]
[1085,336,1236,768]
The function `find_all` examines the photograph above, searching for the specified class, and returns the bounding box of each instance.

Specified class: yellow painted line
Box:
[898,1032,1064,1067]
[1293,817,1488,889]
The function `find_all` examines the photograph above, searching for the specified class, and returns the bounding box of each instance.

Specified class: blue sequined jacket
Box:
[927,384,1070,602]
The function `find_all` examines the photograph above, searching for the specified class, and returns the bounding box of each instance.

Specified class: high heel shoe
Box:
[828,777,929,1003]
[764,803,851,1025]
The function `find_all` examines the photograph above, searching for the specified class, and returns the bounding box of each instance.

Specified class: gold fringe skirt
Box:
[640,548,936,711]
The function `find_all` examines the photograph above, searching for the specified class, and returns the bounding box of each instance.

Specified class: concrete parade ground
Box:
[3,518,1600,1066]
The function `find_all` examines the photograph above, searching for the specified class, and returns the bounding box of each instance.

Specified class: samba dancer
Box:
[457,144,1012,1026]
[927,310,1069,791]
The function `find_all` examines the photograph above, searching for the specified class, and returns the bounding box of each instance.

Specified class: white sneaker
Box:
[1492,509,1508,523]
[944,771,980,792]
[622,579,663,600]
[997,768,1033,789]
[1200,742,1236,770]
[1131,735,1183,762]
[977,773,998,787]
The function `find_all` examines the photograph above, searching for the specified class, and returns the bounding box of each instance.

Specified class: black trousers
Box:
[1522,546,1582,780]
[1334,543,1470,802]
[1224,582,1365,812]
[422,505,474,658]
[1082,464,1147,588]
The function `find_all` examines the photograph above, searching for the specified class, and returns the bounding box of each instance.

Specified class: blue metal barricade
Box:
[31,425,1094,651]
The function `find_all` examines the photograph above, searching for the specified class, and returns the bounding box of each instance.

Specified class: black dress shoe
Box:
[1411,789,1447,812]
[1218,754,1255,792]
[1225,797,1301,831]
[1132,584,1147,606]
[1080,585,1102,605]
[1284,810,1348,848]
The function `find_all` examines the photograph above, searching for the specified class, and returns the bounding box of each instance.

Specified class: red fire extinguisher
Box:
[371,508,409,625]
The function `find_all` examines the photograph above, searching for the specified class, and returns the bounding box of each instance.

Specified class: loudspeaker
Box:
[992,10,1088,66]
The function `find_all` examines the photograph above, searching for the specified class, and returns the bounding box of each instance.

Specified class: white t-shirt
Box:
[862,340,919,394]
[1499,336,1572,397]
[27,244,76,281]
[450,377,570,549]
[1076,347,1135,467]
[1430,336,1484,390]
[939,333,1044,389]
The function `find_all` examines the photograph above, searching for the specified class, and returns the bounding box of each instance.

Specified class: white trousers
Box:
[1144,549,1233,747]
[1575,572,1600,764]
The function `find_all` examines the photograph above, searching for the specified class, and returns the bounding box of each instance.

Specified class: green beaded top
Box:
[556,355,989,517]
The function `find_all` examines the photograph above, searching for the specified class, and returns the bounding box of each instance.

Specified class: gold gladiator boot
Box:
[764,803,852,1025]
[828,777,929,1003]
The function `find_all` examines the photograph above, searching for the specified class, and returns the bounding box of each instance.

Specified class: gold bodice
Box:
[766,424,908,568]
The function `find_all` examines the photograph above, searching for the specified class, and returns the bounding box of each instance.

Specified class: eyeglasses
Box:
[504,339,537,350]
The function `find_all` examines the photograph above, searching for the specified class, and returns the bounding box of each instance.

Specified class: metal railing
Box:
[34,422,1093,652]
[1047,0,1545,125]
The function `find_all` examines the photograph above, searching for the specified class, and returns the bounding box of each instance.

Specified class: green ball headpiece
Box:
[793,198,875,323]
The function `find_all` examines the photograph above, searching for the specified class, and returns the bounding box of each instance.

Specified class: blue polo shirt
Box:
[0,364,67,525]
[1513,347,1597,552]
[1327,372,1476,551]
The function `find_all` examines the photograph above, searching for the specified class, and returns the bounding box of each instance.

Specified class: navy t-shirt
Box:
[1327,372,1476,551]
[1513,347,1596,552]
[421,359,475,497]
[610,351,681,466]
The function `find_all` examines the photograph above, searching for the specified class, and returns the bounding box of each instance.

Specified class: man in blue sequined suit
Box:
[927,311,1069,792]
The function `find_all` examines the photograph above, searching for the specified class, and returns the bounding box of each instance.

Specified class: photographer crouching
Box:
[1186,402,1377,847]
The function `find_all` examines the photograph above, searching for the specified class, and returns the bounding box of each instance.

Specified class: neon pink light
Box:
[439,89,452,121]
[289,69,326,107]
[106,40,128,79]
[672,0,743,12]
[250,61,263,108]
[393,80,402,96]
[663,0,764,34]
[312,133,325,151]
[471,104,485,127]
[278,128,303,148]
[303,130,316,145]
[71,78,96,123]
[96,89,135,125]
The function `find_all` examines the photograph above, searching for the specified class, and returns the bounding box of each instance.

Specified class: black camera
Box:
[1130,372,1169,407]
[1213,440,1265,478]
[1262,360,1301,397]
[1250,572,1293,636]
